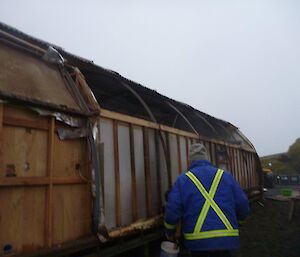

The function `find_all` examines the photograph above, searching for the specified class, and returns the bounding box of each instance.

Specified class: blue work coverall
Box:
[164,160,249,251]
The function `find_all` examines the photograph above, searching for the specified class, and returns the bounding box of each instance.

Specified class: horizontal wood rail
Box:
[100,109,256,153]
[3,116,49,130]
[0,176,89,187]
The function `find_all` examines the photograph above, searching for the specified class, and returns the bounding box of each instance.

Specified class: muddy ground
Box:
[117,187,300,257]
[236,198,300,257]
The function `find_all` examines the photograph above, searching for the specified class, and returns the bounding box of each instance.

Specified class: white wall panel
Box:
[148,129,158,215]
[99,118,116,229]
[179,136,187,173]
[133,126,146,219]
[169,134,179,184]
[118,124,132,226]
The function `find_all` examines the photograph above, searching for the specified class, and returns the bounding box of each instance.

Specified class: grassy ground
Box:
[236,199,300,257]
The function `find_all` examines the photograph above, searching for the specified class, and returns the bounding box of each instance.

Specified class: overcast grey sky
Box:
[1,0,299,156]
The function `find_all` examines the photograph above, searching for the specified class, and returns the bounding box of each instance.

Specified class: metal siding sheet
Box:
[118,124,132,226]
[133,126,147,219]
[100,118,116,229]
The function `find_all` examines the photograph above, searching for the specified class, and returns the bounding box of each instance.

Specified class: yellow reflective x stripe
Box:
[186,170,233,231]
[164,221,176,230]
[184,229,239,240]
[191,169,223,233]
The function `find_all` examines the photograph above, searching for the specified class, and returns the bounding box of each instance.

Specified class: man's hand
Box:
[165,233,176,242]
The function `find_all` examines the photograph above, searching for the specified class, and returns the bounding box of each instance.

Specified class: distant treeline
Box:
[260,138,300,175]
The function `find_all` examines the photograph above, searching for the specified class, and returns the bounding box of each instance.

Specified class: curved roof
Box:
[0,21,255,151]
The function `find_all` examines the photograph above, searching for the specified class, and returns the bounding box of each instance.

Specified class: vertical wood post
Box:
[45,117,54,247]
[113,120,121,226]
[129,124,138,221]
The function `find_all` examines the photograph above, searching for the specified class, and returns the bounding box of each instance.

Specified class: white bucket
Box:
[160,241,179,257]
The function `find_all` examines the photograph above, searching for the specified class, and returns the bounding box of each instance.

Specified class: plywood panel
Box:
[179,136,187,172]
[133,126,146,219]
[53,135,88,178]
[4,105,48,127]
[118,124,132,226]
[148,129,158,215]
[52,185,91,245]
[0,187,46,253]
[1,126,47,177]
[100,118,116,229]
[169,134,179,184]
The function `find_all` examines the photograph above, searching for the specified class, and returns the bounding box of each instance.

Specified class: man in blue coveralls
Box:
[164,143,249,257]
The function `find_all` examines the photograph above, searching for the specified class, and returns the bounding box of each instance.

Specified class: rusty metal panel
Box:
[0,43,80,111]
[133,126,146,219]
[99,118,116,229]
[118,123,132,226]
[169,134,179,184]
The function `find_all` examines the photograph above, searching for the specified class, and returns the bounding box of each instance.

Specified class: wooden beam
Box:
[53,177,89,185]
[100,109,198,139]
[112,120,121,226]
[0,177,49,186]
[143,127,152,217]
[100,109,256,153]
[129,124,138,221]
[45,118,55,247]
[0,176,87,187]
[3,116,49,130]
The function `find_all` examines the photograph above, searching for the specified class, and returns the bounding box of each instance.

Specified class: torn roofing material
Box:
[0,21,254,150]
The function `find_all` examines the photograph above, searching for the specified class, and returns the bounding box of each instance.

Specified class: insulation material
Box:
[99,118,116,229]
[169,133,179,184]
[148,129,159,215]
[118,124,132,226]
[179,136,187,172]
[133,126,146,219]
[0,43,81,112]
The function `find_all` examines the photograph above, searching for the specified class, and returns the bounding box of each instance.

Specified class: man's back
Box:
[164,159,249,252]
